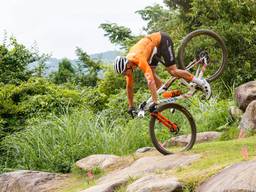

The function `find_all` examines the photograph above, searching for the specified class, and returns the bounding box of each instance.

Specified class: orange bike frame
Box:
[151,112,177,131]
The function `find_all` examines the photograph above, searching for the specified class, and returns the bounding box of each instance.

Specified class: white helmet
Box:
[114,56,128,74]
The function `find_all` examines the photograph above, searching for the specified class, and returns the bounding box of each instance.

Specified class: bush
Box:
[0,77,86,140]
[181,95,231,133]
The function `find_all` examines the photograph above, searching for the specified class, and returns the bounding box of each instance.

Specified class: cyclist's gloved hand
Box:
[128,106,136,118]
[149,102,158,113]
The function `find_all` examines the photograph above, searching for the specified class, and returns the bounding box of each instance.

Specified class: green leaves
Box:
[51,58,76,84]
[0,77,86,140]
[99,23,137,49]
[0,36,39,84]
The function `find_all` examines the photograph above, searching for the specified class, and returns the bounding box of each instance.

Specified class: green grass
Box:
[170,136,256,191]
[55,174,90,192]
[186,96,231,133]
[1,109,151,173]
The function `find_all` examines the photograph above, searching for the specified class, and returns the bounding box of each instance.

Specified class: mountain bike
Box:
[134,29,227,155]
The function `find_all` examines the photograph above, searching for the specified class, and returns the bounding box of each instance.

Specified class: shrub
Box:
[0,77,85,140]
[182,96,231,133]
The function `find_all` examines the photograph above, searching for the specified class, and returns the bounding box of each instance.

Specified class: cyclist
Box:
[114,32,211,115]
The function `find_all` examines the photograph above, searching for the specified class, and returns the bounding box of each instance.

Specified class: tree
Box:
[0,37,38,84]
[99,23,137,49]
[32,53,50,77]
[136,0,256,88]
[75,47,102,87]
[164,0,192,12]
[51,58,75,84]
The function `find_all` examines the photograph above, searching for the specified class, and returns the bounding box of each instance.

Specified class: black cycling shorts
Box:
[150,32,176,67]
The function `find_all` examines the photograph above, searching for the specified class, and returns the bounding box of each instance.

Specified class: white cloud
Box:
[0,0,164,58]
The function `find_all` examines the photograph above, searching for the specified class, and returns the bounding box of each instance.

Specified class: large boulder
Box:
[127,174,182,192]
[75,154,120,171]
[235,81,256,111]
[239,100,256,131]
[0,170,67,192]
[81,154,200,192]
[197,160,256,192]
[170,132,222,147]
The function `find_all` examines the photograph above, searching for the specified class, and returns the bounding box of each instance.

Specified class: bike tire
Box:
[149,103,196,155]
[177,29,228,82]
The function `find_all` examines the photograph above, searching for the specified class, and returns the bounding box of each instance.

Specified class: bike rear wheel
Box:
[177,29,227,82]
[149,103,196,155]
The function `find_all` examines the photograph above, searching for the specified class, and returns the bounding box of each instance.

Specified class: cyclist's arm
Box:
[138,59,158,104]
[126,73,134,108]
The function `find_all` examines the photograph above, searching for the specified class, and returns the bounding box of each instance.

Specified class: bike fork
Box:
[151,112,177,132]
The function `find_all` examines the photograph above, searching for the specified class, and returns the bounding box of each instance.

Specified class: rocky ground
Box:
[1,133,256,192]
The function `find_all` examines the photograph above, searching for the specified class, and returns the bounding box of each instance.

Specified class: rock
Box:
[81,154,200,192]
[235,81,256,111]
[171,132,222,146]
[75,154,120,170]
[80,178,127,192]
[127,174,182,192]
[136,147,154,153]
[239,100,256,131]
[229,106,243,120]
[0,170,67,192]
[197,160,256,192]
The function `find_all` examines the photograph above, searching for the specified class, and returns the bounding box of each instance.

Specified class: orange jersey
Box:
[125,32,161,87]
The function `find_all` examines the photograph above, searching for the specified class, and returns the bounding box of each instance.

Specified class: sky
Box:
[1,0,164,59]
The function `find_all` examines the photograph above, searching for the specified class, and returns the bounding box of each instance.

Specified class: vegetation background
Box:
[0,0,256,173]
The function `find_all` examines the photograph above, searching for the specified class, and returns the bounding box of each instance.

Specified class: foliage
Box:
[135,0,256,89]
[97,65,126,96]
[51,58,76,84]
[81,86,108,113]
[75,47,102,87]
[1,0,256,175]
[31,53,50,77]
[164,0,192,12]
[0,77,85,140]
[136,4,179,34]
[99,23,138,49]
[219,125,240,141]
[180,95,231,133]
[98,65,149,97]
[0,37,40,84]
[186,0,256,87]
[1,110,151,173]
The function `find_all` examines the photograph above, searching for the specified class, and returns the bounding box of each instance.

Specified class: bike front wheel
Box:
[177,29,227,82]
[149,103,196,155]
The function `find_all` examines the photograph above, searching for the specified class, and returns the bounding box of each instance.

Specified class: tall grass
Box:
[1,110,150,173]
[182,95,231,133]
[1,93,234,173]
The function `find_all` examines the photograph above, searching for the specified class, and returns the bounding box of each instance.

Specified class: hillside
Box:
[90,50,121,63]
[28,50,120,75]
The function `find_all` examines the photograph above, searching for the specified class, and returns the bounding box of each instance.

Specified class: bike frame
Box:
[137,56,209,118]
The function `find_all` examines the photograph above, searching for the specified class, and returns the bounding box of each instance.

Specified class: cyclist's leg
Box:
[150,52,163,89]
[159,32,211,98]
[166,65,193,81]
[151,67,162,89]
[158,32,194,81]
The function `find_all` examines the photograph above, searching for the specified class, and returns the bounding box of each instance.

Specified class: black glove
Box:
[128,106,136,118]
[149,103,158,113]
